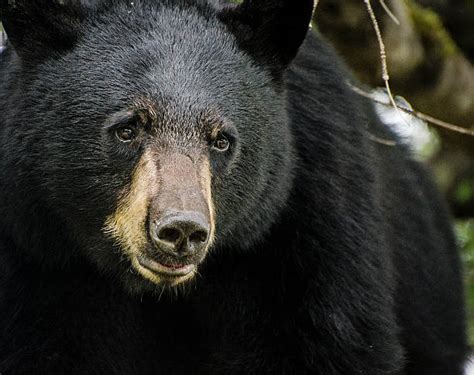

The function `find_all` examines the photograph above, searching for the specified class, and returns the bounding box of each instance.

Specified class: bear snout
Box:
[150,210,210,257]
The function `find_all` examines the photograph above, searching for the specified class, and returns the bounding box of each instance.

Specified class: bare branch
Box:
[378,0,400,25]
[363,0,407,126]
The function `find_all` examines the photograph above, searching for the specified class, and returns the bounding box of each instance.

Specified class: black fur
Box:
[0,0,467,374]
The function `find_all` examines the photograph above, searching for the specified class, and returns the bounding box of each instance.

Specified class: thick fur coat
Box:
[0,0,467,374]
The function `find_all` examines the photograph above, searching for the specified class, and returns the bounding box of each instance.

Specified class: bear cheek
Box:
[102,150,158,258]
[198,157,216,247]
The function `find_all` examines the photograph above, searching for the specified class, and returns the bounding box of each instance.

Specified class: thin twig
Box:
[378,0,400,25]
[363,0,408,126]
[314,0,320,12]
[364,0,389,83]
[368,133,398,146]
[311,0,320,27]
[350,83,474,137]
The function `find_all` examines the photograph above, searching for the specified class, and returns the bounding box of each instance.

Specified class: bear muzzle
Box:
[104,149,215,286]
[150,210,210,257]
[135,152,215,284]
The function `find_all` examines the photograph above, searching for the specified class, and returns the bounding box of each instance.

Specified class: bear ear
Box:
[219,0,314,79]
[0,0,86,61]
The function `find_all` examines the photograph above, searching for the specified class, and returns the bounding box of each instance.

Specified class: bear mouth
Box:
[132,254,197,285]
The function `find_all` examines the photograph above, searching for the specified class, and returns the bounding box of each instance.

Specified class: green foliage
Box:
[456,179,474,205]
[457,219,474,345]
[407,0,459,58]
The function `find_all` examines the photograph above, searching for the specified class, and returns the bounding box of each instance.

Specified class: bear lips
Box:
[136,254,196,277]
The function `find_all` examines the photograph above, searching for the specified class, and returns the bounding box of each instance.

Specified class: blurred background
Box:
[1,0,473,345]
[313,0,474,346]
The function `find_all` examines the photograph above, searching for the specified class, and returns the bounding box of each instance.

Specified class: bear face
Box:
[0,0,313,293]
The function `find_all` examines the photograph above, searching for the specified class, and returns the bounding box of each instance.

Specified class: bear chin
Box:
[120,259,199,297]
[132,255,197,286]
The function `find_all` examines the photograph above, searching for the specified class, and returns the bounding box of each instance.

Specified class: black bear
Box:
[0,0,467,374]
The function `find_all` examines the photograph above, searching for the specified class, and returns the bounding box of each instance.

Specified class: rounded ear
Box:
[219,0,314,79]
[0,0,86,61]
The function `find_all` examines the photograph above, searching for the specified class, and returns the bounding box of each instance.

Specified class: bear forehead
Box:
[83,2,236,55]
[53,3,263,113]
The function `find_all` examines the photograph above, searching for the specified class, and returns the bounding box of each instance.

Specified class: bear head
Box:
[0,0,313,293]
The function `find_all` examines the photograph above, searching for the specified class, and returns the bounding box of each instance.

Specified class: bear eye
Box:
[212,134,230,152]
[115,127,136,143]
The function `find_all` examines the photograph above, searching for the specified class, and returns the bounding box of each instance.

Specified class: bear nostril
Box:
[151,212,211,255]
[158,227,182,245]
[189,230,208,244]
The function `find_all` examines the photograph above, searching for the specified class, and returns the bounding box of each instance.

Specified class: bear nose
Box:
[151,212,210,256]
